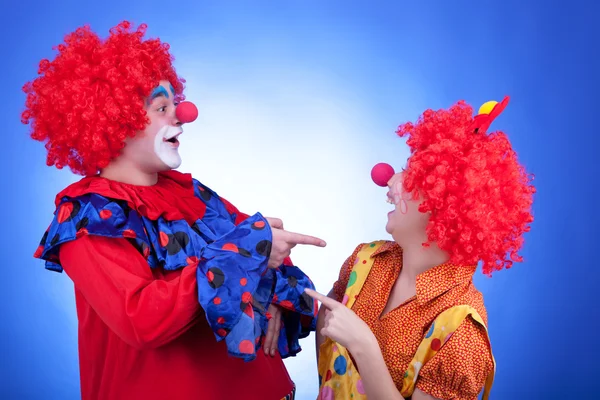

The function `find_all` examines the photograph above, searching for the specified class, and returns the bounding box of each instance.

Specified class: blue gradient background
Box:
[2,1,598,398]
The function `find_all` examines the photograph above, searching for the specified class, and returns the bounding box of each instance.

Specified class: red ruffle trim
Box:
[54,170,206,224]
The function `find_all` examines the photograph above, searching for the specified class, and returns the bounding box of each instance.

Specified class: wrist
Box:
[349,331,379,360]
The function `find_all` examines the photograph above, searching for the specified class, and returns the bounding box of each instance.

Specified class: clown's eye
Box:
[157,106,167,112]
[174,102,180,107]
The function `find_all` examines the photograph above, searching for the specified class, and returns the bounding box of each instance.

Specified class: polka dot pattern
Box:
[332,241,494,399]
[34,171,318,363]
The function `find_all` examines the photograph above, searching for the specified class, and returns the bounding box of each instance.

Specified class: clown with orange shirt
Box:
[307,97,535,400]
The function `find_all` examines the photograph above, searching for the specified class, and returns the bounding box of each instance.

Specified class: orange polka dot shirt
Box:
[332,241,494,400]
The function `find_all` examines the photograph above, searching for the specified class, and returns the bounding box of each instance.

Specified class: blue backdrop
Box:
[2,0,598,398]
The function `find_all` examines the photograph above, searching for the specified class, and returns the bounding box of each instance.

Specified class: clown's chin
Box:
[155,146,181,169]
[385,218,393,235]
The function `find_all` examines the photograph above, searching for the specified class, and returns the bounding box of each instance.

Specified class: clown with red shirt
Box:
[23,21,325,400]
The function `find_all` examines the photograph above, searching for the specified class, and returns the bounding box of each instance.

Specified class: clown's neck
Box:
[399,240,449,282]
[100,160,159,186]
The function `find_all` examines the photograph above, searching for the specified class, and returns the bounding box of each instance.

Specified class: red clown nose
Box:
[176,101,198,124]
[371,163,395,187]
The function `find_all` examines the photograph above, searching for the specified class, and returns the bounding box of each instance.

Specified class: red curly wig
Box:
[398,99,535,276]
[21,21,185,176]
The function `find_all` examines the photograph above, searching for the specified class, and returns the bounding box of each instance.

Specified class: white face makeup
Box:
[153,124,183,169]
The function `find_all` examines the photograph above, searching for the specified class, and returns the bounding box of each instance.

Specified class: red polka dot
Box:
[272,294,279,303]
[238,340,254,354]
[217,317,225,324]
[240,277,248,286]
[159,232,169,247]
[279,300,294,310]
[213,297,221,305]
[33,246,43,258]
[242,292,252,303]
[207,270,215,282]
[325,370,332,381]
[217,328,227,337]
[76,228,89,239]
[362,260,367,264]
[123,229,136,238]
[57,203,73,223]
[99,209,112,219]
[431,338,441,351]
[254,220,266,228]
[222,243,239,252]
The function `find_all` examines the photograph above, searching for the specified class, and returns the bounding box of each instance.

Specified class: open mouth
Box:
[164,131,182,145]
[386,191,399,216]
[386,192,396,205]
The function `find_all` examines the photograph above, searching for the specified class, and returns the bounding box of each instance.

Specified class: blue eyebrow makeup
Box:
[148,86,169,104]
[169,84,175,97]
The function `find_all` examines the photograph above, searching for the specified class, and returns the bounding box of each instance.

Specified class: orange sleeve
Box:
[60,235,201,350]
[331,244,363,302]
[415,318,495,400]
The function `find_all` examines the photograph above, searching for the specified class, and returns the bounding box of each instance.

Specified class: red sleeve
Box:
[219,196,251,225]
[60,235,201,350]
